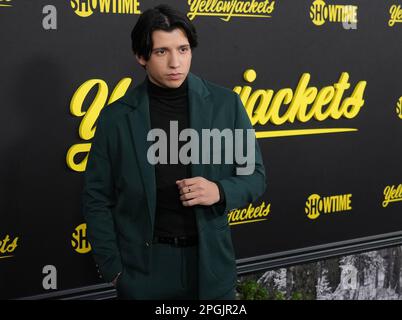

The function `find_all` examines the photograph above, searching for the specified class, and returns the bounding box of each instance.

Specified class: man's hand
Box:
[176,177,220,206]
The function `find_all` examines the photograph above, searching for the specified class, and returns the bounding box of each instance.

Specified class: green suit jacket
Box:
[82,73,266,299]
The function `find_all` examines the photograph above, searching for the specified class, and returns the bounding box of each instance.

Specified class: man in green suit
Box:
[82,4,266,300]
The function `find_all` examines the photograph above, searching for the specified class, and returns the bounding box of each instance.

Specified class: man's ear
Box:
[135,54,147,68]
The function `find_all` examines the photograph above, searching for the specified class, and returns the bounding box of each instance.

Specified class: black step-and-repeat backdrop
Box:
[1,0,401,299]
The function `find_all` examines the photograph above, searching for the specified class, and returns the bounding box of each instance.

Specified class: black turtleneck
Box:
[147,77,198,238]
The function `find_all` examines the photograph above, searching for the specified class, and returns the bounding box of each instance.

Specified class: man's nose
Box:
[168,52,180,68]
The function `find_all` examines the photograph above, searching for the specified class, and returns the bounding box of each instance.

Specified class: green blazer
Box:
[82,73,266,299]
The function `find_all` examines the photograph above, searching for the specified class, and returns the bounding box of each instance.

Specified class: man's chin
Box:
[164,79,185,88]
[148,75,186,89]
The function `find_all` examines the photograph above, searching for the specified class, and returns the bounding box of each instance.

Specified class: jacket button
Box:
[145,242,150,247]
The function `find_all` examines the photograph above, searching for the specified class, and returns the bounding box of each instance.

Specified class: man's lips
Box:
[167,73,182,80]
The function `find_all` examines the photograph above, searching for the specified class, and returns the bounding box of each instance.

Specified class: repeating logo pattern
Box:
[70,0,141,17]
[305,193,353,220]
[310,0,358,28]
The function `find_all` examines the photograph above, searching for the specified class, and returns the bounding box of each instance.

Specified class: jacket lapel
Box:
[187,73,213,179]
[123,81,157,227]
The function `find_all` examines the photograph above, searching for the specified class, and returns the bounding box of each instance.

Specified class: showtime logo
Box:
[305,193,352,220]
[310,0,358,27]
[71,223,91,253]
[70,0,141,18]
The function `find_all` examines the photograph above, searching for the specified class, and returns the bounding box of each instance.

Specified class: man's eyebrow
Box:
[152,44,190,51]
[152,47,168,51]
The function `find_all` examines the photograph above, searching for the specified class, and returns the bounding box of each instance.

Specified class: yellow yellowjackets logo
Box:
[72,223,91,253]
[228,201,271,225]
[389,5,402,27]
[397,97,402,119]
[67,70,367,172]
[70,0,141,18]
[382,184,402,208]
[187,0,275,22]
[0,234,19,259]
[310,0,357,26]
[234,69,366,138]
[305,193,352,220]
[67,77,132,172]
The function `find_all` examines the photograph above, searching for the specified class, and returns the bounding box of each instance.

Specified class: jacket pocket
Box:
[119,240,149,274]
[206,229,237,282]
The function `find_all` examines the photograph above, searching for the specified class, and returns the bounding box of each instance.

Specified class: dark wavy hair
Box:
[131,4,198,61]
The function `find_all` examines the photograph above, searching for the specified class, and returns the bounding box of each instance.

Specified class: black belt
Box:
[153,235,198,247]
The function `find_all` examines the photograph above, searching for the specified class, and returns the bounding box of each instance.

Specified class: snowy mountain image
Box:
[238,246,402,300]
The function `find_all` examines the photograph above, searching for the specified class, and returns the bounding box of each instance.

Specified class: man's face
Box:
[136,28,192,88]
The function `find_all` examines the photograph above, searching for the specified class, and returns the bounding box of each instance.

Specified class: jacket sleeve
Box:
[216,94,267,213]
[81,113,122,283]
